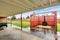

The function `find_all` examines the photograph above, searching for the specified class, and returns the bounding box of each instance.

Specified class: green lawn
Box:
[12,21,60,32]
[57,23,60,32]
[12,21,30,28]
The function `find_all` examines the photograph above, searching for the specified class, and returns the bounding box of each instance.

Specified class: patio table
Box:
[36,25,52,34]
[36,25,51,29]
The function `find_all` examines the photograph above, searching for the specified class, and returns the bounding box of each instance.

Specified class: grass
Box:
[12,21,30,28]
[12,21,60,32]
[57,23,60,32]
[12,21,20,26]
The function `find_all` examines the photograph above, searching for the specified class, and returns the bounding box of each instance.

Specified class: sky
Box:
[8,5,60,19]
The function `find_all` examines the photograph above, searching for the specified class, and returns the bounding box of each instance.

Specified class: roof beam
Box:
[50,0,52,6]
[13,0,32,8]
[39,0,44,7]
[0,0,28,9]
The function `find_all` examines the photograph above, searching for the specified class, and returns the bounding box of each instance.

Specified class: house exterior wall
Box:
[0,17,6,22]
[57,19,60,22]
[30,11,57,30]
[30,15,55,27]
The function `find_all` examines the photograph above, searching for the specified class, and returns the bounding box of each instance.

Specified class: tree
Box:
[11,16,16,20]
[8,18,10,20]
[26,16,30,19]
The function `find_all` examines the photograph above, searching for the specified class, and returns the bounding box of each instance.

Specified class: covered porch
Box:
[0,0,60,40]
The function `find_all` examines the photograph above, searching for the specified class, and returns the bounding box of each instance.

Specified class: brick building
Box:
[0,17,7,22]
[57,19,60,22]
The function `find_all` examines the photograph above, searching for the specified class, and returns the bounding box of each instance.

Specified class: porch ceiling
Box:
[0,0,60,17]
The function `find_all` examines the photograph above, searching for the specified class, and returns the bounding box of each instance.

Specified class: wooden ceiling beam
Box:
[50,0,52,6]
[39,0,44,7]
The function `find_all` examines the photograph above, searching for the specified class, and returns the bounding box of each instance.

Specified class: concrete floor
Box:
[0,25,43,40]
[1,24,59,40]
[22,28,60,40]
[12,24,60,40]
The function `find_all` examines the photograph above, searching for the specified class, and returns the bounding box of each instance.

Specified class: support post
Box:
[6,17,8,27]
[21,13,22,30]
[10,18,12,27]
[6,17,7,23]
[52,11,57,40]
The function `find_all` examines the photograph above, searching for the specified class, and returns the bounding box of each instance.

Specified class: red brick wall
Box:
[0,17,6,22]
[57,19,60,22]
[39,16,55,26]
[30,11,57,27]
[30,15,55,26]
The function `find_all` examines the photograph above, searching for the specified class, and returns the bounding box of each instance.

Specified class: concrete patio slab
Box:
[0,25,43,40]
[11,24,60,40]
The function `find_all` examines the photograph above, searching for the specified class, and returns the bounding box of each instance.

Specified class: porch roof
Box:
[0,0,60,17]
